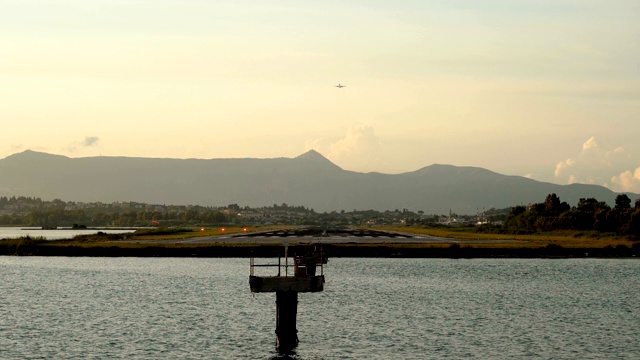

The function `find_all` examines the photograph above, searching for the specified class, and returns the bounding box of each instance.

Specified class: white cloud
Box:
[305,126,386,172]
[328,126,379,158]
[582,136,598,153]
[554,136,637,191]
[613,146,625,154]
[610,168,640,193]
[580,137,629,163]
[554,158,575,177]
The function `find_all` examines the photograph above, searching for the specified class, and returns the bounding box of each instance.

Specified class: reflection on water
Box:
[0,226,136,240]
[270,348,298,360]
[0,257,638,359]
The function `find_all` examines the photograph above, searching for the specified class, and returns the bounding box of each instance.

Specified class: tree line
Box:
[0,197,231,227]
[502,193,640,236]
[0,197,441,227]
[2,194,640,237]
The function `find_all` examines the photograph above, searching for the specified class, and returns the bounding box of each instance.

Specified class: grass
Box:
[0,236,48,255]
[369,225,635,249]
[4,224,637,253]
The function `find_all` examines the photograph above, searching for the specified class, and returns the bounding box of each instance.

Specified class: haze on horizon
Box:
[2,1,639,192]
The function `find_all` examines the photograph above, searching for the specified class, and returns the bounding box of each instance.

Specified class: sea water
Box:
[0,227,135,240]
[1,257,638,359]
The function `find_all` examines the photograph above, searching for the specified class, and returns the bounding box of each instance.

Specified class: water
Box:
[1,257,638,359]
[0,227,136,240]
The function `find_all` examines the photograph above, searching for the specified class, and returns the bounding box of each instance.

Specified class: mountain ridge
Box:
[0,150,635,214]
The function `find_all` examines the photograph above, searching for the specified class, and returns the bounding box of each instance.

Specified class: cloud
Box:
[82,136,100,147]
[554,136,638,191]
[66,136,101,153]
[305,126,386,172]
[582,136,598,153]
[568,174,579,184]
[328,126,379,159]
[554,158,575,177]
[610,168,640,193]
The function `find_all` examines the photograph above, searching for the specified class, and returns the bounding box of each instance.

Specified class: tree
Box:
[629,209,640,235]
[544,193,561,214]
[504,205,529,232]
[615,194,632,210]
[594,209,610,232]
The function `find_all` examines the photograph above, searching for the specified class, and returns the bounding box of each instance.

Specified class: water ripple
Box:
[1,257,638,359]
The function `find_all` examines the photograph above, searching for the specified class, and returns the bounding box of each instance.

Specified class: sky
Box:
[2,0,639,193]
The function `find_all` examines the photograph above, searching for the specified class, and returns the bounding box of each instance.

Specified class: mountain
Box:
[0,150,635,214]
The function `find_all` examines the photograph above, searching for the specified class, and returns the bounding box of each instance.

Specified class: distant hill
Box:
[0,150,636,214]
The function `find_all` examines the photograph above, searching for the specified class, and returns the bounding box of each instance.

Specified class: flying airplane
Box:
[334,84,346,88]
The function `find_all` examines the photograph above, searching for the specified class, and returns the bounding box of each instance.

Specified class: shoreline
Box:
[3,242,638,258]
[2,226,638,258]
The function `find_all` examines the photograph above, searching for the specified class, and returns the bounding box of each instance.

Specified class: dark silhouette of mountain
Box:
[0,150,635,214]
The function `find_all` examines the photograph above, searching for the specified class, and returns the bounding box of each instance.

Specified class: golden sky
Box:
[2,1,639,192]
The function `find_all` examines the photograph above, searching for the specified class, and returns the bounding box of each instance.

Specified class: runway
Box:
[173,227,520,245]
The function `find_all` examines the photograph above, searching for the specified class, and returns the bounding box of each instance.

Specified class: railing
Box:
[250,245,324,278]
[250,255,291,277]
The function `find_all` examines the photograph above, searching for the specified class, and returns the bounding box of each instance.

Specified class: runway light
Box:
[243,228,248,232]
[200,228,205,231]
[221,228,225,232]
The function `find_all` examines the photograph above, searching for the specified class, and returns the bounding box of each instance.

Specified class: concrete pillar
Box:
[275,291,298,350]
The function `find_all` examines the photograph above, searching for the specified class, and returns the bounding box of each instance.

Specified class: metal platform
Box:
[249,275,324,292]
[249,244,327,351]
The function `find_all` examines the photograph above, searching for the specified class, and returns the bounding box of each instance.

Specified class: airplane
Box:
[334,83,346,88]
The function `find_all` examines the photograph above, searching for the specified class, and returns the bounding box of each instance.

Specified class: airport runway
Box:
[173,227,519,245]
